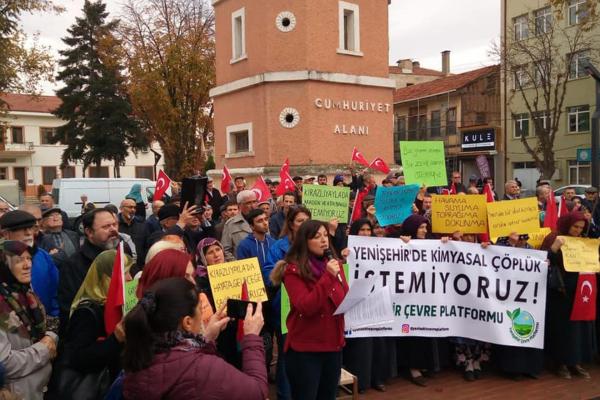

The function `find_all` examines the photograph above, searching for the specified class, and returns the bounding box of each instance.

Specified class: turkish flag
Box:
[251,176,271,203]
[104,242,125,335]
[441,188,451,195]
[480,183,495,242]
[558,195,568,217]
[570,273,597,321]
[236,280,249,343]
[351,147,370,167]
[154,170,172,201]
[351,186,371,223]
[276,160,296,196]
[449,182,457,195]
[221,165,232,194]
[369,157,391,174]
[543,189,558,230]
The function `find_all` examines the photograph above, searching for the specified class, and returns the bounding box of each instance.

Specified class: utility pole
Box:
[584,61,600,189]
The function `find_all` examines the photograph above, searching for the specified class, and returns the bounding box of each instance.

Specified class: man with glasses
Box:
[222,190,258,260]
[447,171,467,194]
[118,199,146,265]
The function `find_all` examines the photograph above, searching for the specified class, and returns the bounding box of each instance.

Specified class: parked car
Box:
[554,184,589,203]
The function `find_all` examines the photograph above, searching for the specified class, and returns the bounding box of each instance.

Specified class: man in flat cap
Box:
[38,207,80,261]
[0,209,60,320]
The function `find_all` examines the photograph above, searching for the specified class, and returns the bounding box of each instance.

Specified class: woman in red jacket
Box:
[271,220,349,400]
[122,278,268,400]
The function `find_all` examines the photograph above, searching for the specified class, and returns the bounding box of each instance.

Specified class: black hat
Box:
[292,176,303,182]
[158,204,180,221]
[585,186,598,193]
[0,210,36,231]
[42,207,62,219]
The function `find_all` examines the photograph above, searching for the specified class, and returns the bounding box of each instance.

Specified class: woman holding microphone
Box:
[271,220,348,400]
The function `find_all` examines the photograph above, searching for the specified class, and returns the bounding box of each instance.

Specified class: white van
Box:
[52,178,156,218]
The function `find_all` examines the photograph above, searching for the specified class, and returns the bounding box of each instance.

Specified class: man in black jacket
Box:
[57,208,120,334]
[118,199,146,260]
[39,207,80,267]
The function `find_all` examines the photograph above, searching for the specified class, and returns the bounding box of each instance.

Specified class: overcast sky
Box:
[21,0,501,94]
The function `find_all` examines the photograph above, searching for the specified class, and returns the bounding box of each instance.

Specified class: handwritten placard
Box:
[486,197,540,238]
[207,258,268,310]
[491,227,551,249]
[559,236,600,273]
[399,141,447,187]
[302,185,350,222]
[124,279,139,315]
[374,184,420,226]
[431,194,488,234]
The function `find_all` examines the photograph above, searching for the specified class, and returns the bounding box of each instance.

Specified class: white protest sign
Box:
[345,236,548,349]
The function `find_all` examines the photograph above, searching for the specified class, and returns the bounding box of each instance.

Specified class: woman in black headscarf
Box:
[397,214,447,386]
[343,219,388,393]
[541,211,597,379]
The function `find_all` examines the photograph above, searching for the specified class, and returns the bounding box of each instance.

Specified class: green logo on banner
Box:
[507,308,538,343]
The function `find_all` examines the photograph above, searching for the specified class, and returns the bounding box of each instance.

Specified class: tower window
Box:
[231,7,246,63]
[338,2,362,56]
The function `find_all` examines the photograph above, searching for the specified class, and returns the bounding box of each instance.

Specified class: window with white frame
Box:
[226,123,253,156]
[514,113,530,138]
[569,160,591,184]
[532,111,549,135]
[338,1,361,55]
[513,14,529,41]
[568,105,590,133]
[513,65,530,89]
[535,7,553,34]
[569,0,588,25]
[569,50,590,79]
[231,8,246,63]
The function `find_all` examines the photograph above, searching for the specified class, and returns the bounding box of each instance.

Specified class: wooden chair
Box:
[338,368,358,400]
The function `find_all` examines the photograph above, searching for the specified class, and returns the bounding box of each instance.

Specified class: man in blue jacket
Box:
[237,209,275,268]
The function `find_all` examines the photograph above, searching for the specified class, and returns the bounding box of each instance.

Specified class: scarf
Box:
[136,249,191,298]
[308,255,327,280]
[126,184,144,204]
[0,244,46,342]
[195,238,225,278]
[154,330,213,354]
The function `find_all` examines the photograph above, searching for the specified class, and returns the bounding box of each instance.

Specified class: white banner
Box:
[345,236,548,349]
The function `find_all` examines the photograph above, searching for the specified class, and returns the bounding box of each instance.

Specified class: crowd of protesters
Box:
[0,168,597,400]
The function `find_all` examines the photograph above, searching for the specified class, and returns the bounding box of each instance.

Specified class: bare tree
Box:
[493,0,600,179]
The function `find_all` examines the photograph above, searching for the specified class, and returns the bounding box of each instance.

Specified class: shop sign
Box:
[462,129,495,151]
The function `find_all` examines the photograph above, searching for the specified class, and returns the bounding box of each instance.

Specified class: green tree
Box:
[119,0,215,180]
[52,0,148,176]
[0,0,61,111]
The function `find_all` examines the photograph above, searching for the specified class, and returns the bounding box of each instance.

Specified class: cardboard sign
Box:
[124,279,139,315]
[491,227,551,249]
[281,284,290,335]
[486,198,540,238]
[302,185,350,222]
[431,194,488,234]
[207,258,268,310]
[199,293,214,325]
[399,141,447,187]
[559,236,600,273]
[374,184,420,226]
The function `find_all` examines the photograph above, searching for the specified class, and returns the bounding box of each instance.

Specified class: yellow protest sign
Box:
[559,236,600,273]
[486,197,540,238]
[491,227,551,249]
[207,257,268,310]
[431,194,488,234]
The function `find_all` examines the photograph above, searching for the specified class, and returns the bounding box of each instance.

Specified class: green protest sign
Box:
[281,284,290,334]
[302,185,350,222]
[399,141,447,187]
[124,279,139,315]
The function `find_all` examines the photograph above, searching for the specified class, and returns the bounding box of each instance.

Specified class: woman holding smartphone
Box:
[270,220,348,400]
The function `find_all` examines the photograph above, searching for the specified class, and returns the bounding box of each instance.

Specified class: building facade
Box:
[502,0,599,194]
[209,0,396,178]
[393,65,502,187]
[388,51,450,89]
[0,94,164,198]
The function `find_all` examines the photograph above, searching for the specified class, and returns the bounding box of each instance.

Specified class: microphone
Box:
[324,248,343,283]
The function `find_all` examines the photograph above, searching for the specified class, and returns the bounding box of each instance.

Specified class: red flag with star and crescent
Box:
[369,157,391,174]
[104,242,125,335]
[570,273,597,321]
[221,165,232,194]
[276,159,296,196]
[154,170,172,201]
[543,189,558,230]
[351,147,370,167]
[251,176,271,203]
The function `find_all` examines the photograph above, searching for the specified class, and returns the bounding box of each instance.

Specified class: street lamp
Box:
[583,60,600,188]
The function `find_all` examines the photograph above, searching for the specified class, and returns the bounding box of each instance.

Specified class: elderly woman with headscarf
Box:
[51,250,133,400]
[194,238,240,366]
[397,214,448,387]
[136,249,194,299]
[0,241,57,400]
[541,211,597,380]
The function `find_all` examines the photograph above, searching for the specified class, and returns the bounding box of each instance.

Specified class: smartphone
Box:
[226,299,257,319]
[180,176,208,213]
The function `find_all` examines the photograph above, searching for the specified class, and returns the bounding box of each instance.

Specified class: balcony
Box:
[0,142,35,156]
